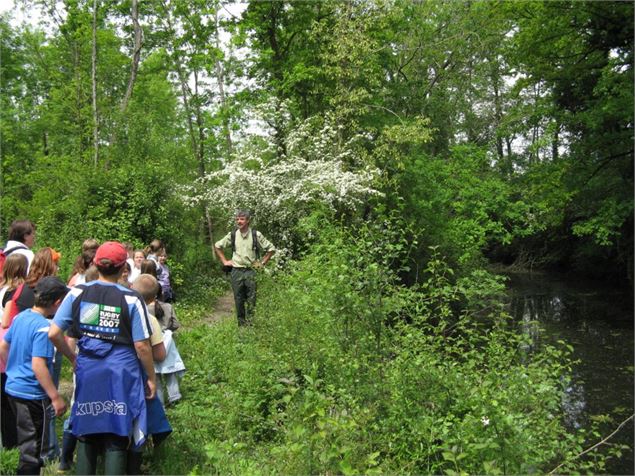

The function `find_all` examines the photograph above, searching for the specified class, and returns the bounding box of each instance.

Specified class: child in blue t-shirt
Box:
[0,276,70,475]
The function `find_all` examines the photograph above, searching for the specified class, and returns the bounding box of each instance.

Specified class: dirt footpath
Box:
[205,291,235,324]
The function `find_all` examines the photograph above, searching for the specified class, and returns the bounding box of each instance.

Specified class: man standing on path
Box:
[214,210,275,326]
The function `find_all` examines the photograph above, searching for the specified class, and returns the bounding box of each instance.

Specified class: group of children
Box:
[68,239,174,304]
[0,223,185,475]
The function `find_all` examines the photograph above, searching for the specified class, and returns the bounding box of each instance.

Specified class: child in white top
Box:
[133,274,184,405]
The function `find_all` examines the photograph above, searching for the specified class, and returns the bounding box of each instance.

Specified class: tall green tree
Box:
[239,0,339,155]
[508,0,634,280]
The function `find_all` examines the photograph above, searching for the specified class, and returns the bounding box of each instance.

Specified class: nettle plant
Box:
[182,110,382,262]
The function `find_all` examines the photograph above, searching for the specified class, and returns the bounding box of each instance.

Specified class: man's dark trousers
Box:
[230,268,256,326]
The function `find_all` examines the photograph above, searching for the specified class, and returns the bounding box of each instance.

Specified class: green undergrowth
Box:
[0,448,19,475]
[146,219,620,475]
[2,223,621,475]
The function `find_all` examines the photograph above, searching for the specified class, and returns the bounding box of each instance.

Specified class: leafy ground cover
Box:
[1,224,625,475]
[145,222,622,475]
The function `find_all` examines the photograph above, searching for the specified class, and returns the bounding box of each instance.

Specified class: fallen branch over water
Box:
[548,413,635,475]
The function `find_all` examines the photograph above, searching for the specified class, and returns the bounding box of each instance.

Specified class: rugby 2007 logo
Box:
[80,303,121,331]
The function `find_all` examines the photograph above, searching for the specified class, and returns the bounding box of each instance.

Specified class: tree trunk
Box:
[92,0,99,167]
[120,0,142,113]
[193,70,206,178]
[176,68,214,247]
[552,122,559,161]
[214,8,233,156]
[266,2,287,159]
[43,131,49,156]
[190,71,216,247]
[160,2,199,167]
[177,70,198,166]
[159,0,214,246]
[491,63,504,162]
[505,137,513,159]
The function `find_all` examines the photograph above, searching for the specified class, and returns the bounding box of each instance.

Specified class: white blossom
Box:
[181,111,382,262]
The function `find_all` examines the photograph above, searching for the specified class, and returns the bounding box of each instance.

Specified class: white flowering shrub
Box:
[181,111,382,263]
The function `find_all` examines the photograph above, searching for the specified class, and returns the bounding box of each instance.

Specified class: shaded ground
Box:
[205,290,235,324]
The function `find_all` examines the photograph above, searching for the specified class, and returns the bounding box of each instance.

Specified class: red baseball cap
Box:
[93,241,128,267]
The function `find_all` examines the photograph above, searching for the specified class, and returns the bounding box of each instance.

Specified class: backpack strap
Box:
[252,229,260,259]
[5,283,25,327]
[2,245,28,256]
[12,283,25,302]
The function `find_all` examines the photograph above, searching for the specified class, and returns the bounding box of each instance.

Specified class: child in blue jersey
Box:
[0,276,70,475]
[49,241,155,475]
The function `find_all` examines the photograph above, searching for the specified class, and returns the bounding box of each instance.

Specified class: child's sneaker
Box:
[166,396,181,407]
[57,460,71,474]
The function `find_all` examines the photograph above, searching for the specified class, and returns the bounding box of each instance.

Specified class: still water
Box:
[505,272,634,475]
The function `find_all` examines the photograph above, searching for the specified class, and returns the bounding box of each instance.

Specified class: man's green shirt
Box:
[215,228,276,268]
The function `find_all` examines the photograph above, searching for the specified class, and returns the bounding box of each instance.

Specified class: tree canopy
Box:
[1,0,632,281]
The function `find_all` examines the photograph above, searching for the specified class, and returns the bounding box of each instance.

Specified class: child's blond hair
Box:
[132,273,159,304]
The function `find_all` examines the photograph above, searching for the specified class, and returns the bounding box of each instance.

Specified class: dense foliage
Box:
[1,0,632,282]
[0,0,631,474]
[132,217,622,475]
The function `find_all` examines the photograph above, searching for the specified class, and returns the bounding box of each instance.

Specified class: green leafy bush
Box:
[149,216,612,475]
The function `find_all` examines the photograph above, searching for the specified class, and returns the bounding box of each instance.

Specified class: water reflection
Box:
[563,380,586,429]
[505,272,634,474]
